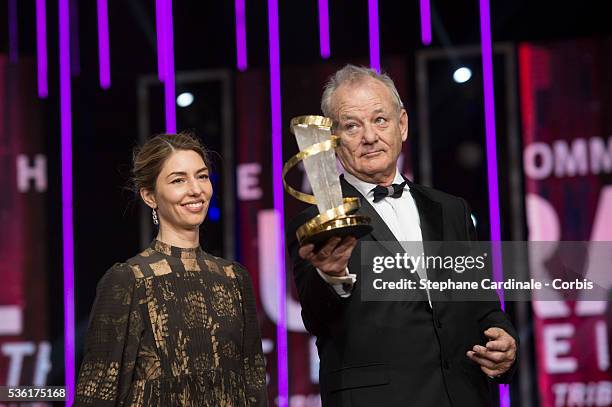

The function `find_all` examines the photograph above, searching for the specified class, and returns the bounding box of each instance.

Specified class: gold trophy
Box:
[283,115,372,246]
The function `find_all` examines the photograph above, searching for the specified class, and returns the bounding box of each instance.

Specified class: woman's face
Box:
[147,149,212,232]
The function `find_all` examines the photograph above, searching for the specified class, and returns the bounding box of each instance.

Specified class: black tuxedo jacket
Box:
[287,176,519,407]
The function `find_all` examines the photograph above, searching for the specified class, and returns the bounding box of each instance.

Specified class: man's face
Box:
[331,78,408,185]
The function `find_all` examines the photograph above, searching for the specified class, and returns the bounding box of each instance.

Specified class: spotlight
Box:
[471,214,478,228]
[176,92,194,107]
[453,67,472,84]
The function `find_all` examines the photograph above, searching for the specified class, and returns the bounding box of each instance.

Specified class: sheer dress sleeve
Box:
[74,263,145,406]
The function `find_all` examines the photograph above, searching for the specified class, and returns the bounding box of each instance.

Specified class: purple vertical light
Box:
[479,0,503,300]
[419,0,432,45]
[267,0,288,406]
[36,0,48,98]
[318,0,330,59]
[478,0,509,406]
[69,0,80,76]
[235,0,248,71]
[8,0,18,63]
[163,0,176,133]
[368,0,380,72]
[59,0,75,403]
[155,0,167,82]
[97,0,111,88]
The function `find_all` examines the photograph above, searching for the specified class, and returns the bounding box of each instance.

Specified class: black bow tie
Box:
[371,181,407,203]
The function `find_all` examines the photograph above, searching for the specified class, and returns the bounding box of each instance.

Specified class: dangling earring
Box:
[152,208,159,225]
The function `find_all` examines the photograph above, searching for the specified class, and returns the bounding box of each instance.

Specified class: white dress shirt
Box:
[317,169,430,303]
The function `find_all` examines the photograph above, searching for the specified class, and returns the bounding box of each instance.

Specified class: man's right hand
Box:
[298,236,358,276]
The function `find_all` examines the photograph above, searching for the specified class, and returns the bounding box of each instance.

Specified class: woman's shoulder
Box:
[99,252,155,287]
[99,262,141,286]
[92,263,142,302]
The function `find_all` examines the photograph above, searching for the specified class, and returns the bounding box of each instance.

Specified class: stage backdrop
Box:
[0,57,51,387]
[520,38,612,407]
[235,59,409,405]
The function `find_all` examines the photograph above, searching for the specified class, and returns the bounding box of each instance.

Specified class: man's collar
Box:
[342,169,409,198]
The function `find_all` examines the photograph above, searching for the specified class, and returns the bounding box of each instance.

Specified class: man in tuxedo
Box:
[286,65,518,406]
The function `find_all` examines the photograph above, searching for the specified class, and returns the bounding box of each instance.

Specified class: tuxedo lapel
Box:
[405,180,448,287]
[405,181,443,242]
[341,175,444,301]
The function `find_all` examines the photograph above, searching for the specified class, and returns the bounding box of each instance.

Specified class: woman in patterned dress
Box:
[75,133,268,406]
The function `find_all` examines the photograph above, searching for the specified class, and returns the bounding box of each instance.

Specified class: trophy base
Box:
[297,215,373,249]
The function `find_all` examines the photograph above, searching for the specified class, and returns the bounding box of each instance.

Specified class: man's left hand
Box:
[466,327,517,378]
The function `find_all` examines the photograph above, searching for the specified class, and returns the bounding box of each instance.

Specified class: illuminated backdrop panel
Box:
[520,38,612,407]
[0,57,51,389]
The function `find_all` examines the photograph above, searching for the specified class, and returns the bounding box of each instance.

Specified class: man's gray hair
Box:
[321,64,404,120]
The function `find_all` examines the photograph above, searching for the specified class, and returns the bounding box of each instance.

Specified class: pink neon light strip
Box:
[368,0,380,72]
[59,0,75,403]
[478,0,510,406]
[318,0,330,59]
[235,0,247,71]
[163,0,176,133]
[69,0,80,76]
[155,0,167,82]
[155,0,176,132]
[97,0,111,88]
[419,0,432,45]
[36,0,48,98]
[267,0,288,405]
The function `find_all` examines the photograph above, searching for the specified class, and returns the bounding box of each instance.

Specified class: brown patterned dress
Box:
[74,240,268,406]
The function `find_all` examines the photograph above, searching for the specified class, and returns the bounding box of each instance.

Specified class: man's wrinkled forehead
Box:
[330,79,396,124]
